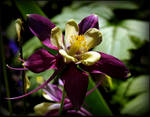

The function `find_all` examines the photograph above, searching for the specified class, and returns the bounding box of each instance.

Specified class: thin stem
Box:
[59,86,65,115]
[0,31,12,115]
[17,19,27,115]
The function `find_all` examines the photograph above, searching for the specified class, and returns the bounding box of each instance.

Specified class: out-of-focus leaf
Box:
[94,26,137,60]
[120,20,149,41]
[85,78,112,116]
[26,69,55,96]
[23,36,42,59]
[94,19,149,60]
[93,1,138,10]
[6,20,17,39]
[15,0,46,20]
[125,75,149,97]
[112,75,149,115]
[121,92,149,115]
[111,78,132,106]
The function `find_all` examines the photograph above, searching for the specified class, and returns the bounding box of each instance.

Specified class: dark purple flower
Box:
[7,14,130,109]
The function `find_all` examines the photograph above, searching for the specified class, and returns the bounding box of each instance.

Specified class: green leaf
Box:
[94,1,138,10]
[85,78,112,116]
[94,19,149,60]
[15,0,46,20]
[22,36,42,59]
[26,69,55,96]
[6,20,17,39]
[120,20,149,41]
[121,92,149,115]
[112,75,149,115]
[94,26,137,60]
[125,75,149,97]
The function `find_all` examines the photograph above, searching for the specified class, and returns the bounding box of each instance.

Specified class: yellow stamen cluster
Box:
[69,35,88,56]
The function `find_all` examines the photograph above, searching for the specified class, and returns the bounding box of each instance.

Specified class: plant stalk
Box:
[0,30,13,115]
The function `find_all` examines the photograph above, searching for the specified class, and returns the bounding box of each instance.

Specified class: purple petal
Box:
[43,83,62,102]
[27,14,58,50]
[61,64,89,108]
[79,14,99,35]
[24,48,56,73]
[81,52,130,79]
[45,109,59,116]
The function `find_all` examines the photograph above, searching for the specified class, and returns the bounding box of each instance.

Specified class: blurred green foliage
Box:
[1,0,149,116]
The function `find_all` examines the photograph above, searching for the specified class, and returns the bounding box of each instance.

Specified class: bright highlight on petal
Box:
[42,92,53,101]
[80,51,101,66]
[84,28,102,50]
[65,19,79,49]
[51,27,64,49]
[59,49,78,63]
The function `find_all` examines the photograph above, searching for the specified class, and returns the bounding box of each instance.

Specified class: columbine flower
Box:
[34,78,92,116]
[7,14,130,109]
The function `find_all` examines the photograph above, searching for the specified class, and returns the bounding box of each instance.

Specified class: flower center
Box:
[68,35,88,56]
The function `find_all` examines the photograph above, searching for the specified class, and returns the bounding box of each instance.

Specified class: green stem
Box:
[59,86,65,115]
[0,31,12,115]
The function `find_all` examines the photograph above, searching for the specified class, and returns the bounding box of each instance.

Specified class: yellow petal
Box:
[16,18,24,42]
[34,102,52,115]
[65,19,79,49]
[80,51,101,66]
[84,28,102,50]
[51,27,64,49]
[59,49,78,63]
